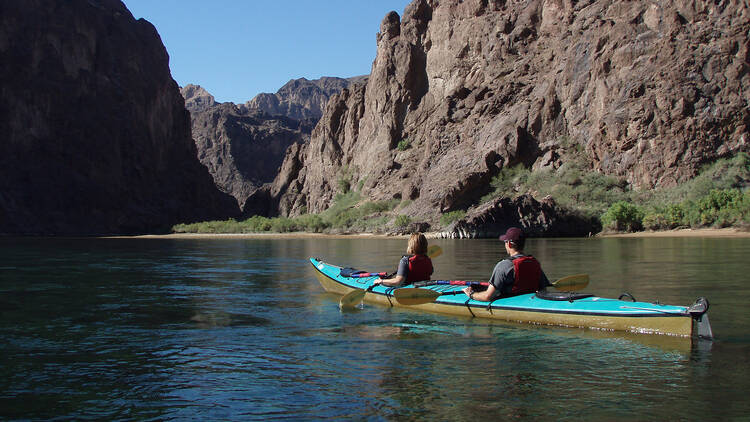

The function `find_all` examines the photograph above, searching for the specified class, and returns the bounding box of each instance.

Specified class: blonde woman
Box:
[374,233,433,287]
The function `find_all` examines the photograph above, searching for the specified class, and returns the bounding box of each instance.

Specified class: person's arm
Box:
[375,274,405,287]
[462,284,497,301]
[374,256,408,287]
[464,260,511,301]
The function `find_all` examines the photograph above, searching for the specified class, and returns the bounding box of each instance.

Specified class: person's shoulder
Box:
[494,259,513,270]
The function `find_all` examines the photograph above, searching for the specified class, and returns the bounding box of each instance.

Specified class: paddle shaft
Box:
[349,272,388,278]
[414,280,489,287]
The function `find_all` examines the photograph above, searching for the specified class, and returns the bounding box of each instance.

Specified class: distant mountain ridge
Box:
[181,76,366,208]
[244,76,368,120]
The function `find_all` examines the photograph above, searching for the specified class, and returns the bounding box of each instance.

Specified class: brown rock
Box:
[183,77,365,211]
[0,0,239,235]
[261,0,748,234]
[244,76,367,121]
[439,194,599,238]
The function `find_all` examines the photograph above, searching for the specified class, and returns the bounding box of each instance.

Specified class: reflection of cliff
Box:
[260,0,749,226]
[0,0,239,235]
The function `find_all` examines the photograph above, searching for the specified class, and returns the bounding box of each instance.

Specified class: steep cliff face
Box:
[268,0,749,225]
[183,86,314,208]
[183,77,365,209]
[0,0,239,235]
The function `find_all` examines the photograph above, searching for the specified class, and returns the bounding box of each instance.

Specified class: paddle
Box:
[339,284,376,309]
[426,245,442,259]
[393,287,441,305]
[549,273,589,291]
[338,245,444,309]
[414,280,489,287]
[394,273,590,306]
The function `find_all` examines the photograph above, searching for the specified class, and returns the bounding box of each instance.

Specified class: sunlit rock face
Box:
[262,0,748,235]
[244,76,367,121]
[0,0,239,235]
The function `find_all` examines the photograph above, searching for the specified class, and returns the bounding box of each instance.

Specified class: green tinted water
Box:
[0,236,748,420]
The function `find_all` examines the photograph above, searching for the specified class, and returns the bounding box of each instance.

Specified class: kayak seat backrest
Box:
[535,291,594,301]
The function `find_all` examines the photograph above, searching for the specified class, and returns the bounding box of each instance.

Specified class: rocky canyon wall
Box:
[0,0,239,235]
[264,0,749,230]
[183,77,365,209]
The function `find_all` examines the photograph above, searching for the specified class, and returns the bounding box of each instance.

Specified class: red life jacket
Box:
[510,255,542,295]
[407,254,433,283]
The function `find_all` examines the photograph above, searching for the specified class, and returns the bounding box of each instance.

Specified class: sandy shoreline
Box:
[120,232,410,240]
[597,227,750,238]
[116,227,750,240]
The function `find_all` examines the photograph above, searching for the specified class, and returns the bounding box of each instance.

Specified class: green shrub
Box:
[480,162,630,217]
[642,204,686,230]
[338,178,351,194]
[296,214,328,233]
[243,215,272,231]
[337,165,355,194]
[481,165,531,203]
[359,200,398,215]
[686,188,748,227]
[394,214,411,228]
[397,138,411,151]
[601,201,645,232]
[440,210,466,226]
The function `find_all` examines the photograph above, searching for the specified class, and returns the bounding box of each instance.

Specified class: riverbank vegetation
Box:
[600,154,750,232]
[173,191,403,234]
[173,153,749,235]
[481,153,749,233]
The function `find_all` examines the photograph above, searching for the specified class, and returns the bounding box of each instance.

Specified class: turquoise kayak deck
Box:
[311,257,689,317]
[311,257,719,338]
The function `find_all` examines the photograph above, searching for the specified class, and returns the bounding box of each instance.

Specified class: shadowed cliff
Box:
[0,0,240,235]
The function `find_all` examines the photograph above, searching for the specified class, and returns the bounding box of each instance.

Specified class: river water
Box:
[1,236,748,420]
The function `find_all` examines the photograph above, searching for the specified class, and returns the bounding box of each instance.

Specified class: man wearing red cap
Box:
[463,227,550,301]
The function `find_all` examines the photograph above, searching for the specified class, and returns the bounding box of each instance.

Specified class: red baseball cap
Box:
[499,227,524,242]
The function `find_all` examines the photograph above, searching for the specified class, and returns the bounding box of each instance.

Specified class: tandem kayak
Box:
[310,258,713,339]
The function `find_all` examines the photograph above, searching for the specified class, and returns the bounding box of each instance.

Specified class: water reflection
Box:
[1,236,749,420]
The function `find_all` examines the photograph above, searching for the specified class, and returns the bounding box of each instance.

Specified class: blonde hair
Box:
[406,233,428,255]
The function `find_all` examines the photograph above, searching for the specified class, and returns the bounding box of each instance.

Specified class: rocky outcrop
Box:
[244,76,368,120]
[183,77,365,209]
[181,84,217,113]
[439,195,600,238]
[0,0,239,235]
[264,0,749,230]
[185,97,314,208]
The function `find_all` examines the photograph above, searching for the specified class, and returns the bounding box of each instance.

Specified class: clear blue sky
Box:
[122,0,412,103]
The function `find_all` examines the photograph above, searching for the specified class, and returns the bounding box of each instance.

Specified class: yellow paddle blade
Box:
[393,288,441,305]
[551,274,589,292]
[427,245,443,259]
[339,289,366,309]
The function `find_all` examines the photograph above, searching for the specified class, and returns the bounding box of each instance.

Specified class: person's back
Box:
[405,253,432,283]
[464,227,549,302]
[375,233,433,287]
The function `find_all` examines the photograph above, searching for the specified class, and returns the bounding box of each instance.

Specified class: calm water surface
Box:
[1,236,749,420]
